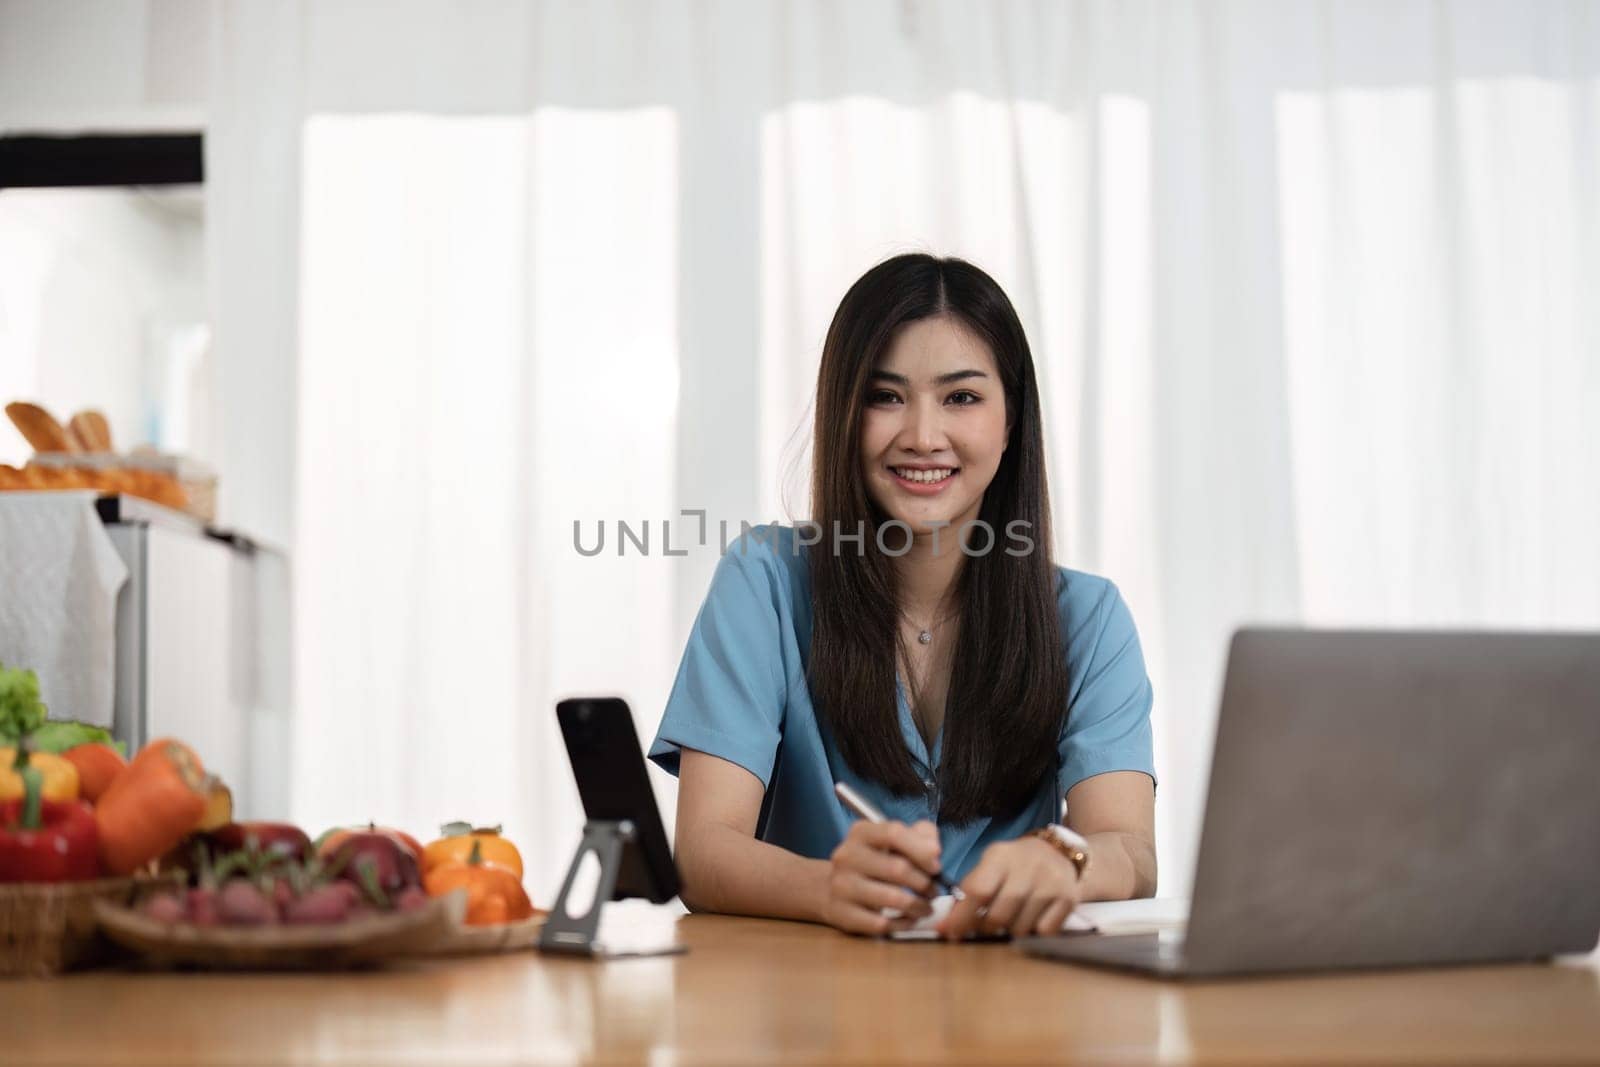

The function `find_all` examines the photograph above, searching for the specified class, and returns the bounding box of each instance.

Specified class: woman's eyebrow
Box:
[868,369,990,386]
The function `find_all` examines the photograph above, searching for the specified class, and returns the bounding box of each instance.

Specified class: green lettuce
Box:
[0,663,125,754]
[30,720,124,756]
[0,663,47,744]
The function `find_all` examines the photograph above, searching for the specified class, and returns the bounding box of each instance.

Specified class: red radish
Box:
[186,886,219,926]
[394,886,430,912]
[217,878,277,925]
[282,884,353,925]
[141,893,185,923]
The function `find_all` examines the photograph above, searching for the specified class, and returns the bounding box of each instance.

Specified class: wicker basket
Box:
[1,877,171,978]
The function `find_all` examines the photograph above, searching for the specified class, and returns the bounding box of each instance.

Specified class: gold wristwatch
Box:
[1033,824,1091,878]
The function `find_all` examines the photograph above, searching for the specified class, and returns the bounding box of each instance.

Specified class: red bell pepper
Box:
[0,745,99,882]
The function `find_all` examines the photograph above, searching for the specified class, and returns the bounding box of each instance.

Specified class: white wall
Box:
[0,0,215,470]
[0,187,206,466]
[0,0,245,524]
[0,0,209,133]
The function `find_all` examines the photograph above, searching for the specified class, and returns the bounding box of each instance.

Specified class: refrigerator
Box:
[99,495,291,819]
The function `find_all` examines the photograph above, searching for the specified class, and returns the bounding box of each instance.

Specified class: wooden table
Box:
[8,912,1599,1064]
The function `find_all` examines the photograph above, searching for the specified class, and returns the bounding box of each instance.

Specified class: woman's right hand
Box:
[822,819,943,936]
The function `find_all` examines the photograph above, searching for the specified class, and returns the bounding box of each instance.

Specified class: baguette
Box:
[69,410,113,452]
[5,401,74,453]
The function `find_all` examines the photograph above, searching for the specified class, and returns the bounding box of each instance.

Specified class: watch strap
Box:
[1033,823,1090,878]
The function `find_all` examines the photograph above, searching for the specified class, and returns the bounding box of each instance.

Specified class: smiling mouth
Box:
[890,466,958,485]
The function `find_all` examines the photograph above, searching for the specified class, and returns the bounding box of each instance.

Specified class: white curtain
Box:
[206,0,1600,902]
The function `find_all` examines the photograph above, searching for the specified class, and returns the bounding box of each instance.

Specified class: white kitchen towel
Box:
[0,491,128,727]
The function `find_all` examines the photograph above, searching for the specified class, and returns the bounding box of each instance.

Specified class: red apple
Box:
[317,828,421,898]
[317,823,423,861]
[206,822,313,862]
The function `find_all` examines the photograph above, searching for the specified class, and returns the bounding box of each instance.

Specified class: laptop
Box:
[1023,628,1600,978]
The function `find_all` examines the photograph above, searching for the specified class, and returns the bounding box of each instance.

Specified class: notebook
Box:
[889,896,1189,941]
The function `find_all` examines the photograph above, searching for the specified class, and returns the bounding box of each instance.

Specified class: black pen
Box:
[833,780,962,898]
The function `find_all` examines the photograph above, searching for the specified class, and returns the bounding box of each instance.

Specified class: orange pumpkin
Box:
[423,840,534,926]
[423,823,523,880]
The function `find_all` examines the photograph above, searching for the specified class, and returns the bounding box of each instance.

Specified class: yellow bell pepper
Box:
[0,748,80,802]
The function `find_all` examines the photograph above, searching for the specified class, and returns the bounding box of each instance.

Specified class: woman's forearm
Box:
[677,822,1152,923]
[1078,830,1157,901]
[677,820,832,923]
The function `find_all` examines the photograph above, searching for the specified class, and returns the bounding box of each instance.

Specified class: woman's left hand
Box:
[935,835,1082,940]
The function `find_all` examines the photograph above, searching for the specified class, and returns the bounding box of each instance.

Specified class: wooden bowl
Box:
[92,890,468,971]
[419,910,548,956]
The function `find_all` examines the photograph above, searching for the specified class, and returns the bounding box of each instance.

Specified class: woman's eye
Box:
[867,389,902,406]
[946,390,981,406]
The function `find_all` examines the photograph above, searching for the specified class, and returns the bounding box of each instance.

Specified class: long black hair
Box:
[806,253,1068,824]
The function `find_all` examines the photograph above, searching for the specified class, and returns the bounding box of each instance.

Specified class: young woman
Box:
[648,253,1156,939]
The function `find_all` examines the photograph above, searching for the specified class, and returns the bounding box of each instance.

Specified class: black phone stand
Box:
[538,819,687,959]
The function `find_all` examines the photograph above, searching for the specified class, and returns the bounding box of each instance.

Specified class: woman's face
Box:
[859,315,1010,539]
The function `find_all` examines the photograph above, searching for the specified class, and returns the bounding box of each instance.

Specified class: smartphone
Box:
[555,697,680,904]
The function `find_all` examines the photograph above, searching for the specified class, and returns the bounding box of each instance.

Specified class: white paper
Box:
[1073,897,1190,934]
[889,895,1189,941]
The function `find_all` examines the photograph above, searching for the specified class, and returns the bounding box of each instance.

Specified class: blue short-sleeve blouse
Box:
[647,524,1155,883]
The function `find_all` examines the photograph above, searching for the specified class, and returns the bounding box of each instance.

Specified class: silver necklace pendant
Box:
[918,629,933,645]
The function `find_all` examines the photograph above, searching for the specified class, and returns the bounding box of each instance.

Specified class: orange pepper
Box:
[62,742,126,803]
[93,738,209,875]
[422,840,534,926]
[423,823,523,880]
